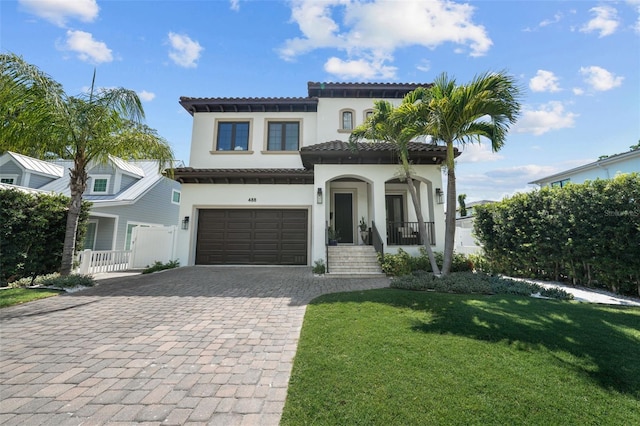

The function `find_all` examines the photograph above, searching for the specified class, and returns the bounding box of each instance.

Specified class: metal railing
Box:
[371,221,384,261]
[386,221,435,246]
[76,249,131,275]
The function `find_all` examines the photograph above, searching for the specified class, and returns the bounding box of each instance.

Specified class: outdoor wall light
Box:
[435,188,444,204]
[181,216,190,230]
[317,188,323,204]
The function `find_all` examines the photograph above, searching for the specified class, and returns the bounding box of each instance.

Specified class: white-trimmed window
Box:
[340,109,355,131]
[267,121,300,151]
[172,189,181,205]
[91,176,110,194]
[0,176,16,184]
[83,220,98,250]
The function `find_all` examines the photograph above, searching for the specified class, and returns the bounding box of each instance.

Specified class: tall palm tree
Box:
[410,71,522,275]
[1,53,175,275]
[350,98,441,275]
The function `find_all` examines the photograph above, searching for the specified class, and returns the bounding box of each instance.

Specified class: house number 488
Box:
[248,197,257,202]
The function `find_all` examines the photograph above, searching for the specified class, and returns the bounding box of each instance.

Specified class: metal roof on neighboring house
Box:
[4,151,64,178]
[529,149,640,185]
[35,158,173,205]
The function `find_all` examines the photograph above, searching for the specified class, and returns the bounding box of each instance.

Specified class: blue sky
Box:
[2,0,638,202]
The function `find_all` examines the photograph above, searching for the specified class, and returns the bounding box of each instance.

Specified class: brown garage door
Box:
[196,209,308,265]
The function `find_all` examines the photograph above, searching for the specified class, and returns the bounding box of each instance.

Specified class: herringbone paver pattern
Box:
[0,267,388,425]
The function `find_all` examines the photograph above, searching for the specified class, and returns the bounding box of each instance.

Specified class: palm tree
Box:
[1,53,174,275]
[410,71,522,275]
[350,98,441,275]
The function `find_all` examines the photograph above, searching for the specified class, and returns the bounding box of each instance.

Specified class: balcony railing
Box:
[387,221,435,246]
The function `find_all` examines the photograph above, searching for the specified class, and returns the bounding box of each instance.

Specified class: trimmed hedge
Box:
[473,173,640,296]
[378,247,473,277]
[1,188,90,285]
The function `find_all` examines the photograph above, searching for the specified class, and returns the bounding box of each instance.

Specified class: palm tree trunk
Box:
[60,165,87,276]
[442,142,457,276]
[406,175,440,275]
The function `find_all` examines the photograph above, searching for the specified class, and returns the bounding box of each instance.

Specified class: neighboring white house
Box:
[454,200,495,255]
[529,149,640,188]
[0,151,182,251]
[173,82,457,268]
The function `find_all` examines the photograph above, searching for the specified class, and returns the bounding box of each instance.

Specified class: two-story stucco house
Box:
[529,148,640,188]
[173,82,455,271]
[0,151,182,251]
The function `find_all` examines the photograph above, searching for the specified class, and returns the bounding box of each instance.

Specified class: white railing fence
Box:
[76,249,131,275]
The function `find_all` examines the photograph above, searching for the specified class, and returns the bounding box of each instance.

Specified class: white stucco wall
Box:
[188,111,317,169]
[175,183,313,266]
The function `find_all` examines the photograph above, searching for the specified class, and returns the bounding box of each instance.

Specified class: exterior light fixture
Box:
[181,216,190,230]
[435,188,444,204]
[317,188,323,204]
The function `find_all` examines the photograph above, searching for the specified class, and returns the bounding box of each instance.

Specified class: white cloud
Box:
[529,70,561,93]
[457,144,504,164]
[539,12,563,27]
[62,30,112,64]
[137,90,156,102]
[579,66,624,91]
[324,57,396,80]
[580,6,619,37]
[572,87,585,95]
[229,0,240,11]
[514,101,578,135]
[19,0,98,27]
[167,32,203,68]
[279,0,491,80]
[416,59,431,73]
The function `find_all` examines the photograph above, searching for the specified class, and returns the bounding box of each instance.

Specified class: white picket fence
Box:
[76,249,131,275]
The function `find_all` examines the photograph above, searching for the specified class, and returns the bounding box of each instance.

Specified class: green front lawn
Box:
[0,287,62,308]
[282,289,640,425]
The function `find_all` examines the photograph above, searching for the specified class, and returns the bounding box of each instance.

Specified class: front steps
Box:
[326,245,385,277]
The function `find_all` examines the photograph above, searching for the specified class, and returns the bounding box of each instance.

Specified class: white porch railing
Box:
[76,249,131,275]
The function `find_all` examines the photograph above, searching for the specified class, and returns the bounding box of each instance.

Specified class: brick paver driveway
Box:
[0,267,389,425]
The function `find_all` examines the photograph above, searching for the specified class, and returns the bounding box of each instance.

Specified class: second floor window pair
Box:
[216,121,300,151]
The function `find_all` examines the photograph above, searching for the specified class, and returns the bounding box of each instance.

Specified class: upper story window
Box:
[551,178,570,188]
[364,109,374,121]
[216,121,250,151]
[0,177,15,184]
[267,121,300,151]
[340,109,354,131]
[92,177,109,193]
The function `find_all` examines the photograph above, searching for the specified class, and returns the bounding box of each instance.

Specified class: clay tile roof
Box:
[300,140,449,153]
[307,81,431,98]
[179,97,318,115]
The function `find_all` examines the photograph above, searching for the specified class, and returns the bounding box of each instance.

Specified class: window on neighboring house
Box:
[216,121,250,151]
[267,122,300,151]
[92,178,108,193]
[83,221,97,250]
[341,110,354,131]
[172,190,181,204]
[0,177,15,184]
[551,178,570,188]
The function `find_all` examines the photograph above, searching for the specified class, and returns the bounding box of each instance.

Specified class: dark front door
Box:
[334,193,353,244]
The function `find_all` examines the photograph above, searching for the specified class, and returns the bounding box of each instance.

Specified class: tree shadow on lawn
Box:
[314,289,640,398]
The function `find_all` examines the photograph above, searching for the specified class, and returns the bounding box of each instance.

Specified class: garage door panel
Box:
[196,209,307,265]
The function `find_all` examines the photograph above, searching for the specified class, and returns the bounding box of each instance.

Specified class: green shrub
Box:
[312,259,326,275]
[142,259,180,274]
[379,249,412,276]
[391,271,574,300]
[10,273,94,290]
[381,248,473,276]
